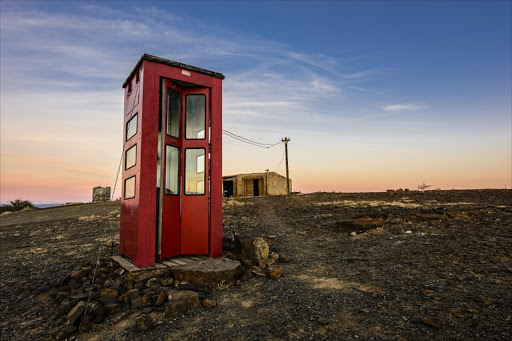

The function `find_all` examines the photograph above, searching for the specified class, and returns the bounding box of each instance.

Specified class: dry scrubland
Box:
[1,190,511,340]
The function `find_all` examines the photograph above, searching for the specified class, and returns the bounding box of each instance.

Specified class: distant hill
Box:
[33,203,64,209]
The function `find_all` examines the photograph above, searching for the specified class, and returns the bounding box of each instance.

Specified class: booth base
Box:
[112,255,243,290]
[112,255,210,273]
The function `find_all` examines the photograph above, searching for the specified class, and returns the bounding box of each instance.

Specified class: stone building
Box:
[92,186,111,202]
[222,172,291,197]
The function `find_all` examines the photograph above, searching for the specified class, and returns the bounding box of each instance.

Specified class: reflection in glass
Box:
[185,149,205,195]
[124,176,136,199]
[126,114,137,141]
[125,144,136,170]
[165,145,179,195]
[166,88,180,138]
[196,154,204,173]
[185,95,205,139]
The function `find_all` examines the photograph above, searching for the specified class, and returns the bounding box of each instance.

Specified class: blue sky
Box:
[1,1,511,202]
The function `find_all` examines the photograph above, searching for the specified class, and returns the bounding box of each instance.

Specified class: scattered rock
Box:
[171,258,242,289]
[278,254,292,263]
[240,270,253,282]
[407,213,445,222]
[90,303,105,324]
[66,304,84,327]
[71,269,89,280]
[258,258,275,269]
[104,302,121,315]
[165,290,199,317]
[202,299,217,308]
[241,258,253,267]
[146,277,161,290]
[422,317,442,329]
[114,268,125,276]
[131,297,145,309]
[127,269,170,283]
[318,317,330,325]
[100,288,118,304]
[57,301,75,317]
[135,314,153,332]
[250,266,266,277]
[350,232,357,236]
[239,236,269,262]
[336,216,386,232]
[66,301,85,320]
[54,325,77,340]
[178,281,197,291]
[155,291,167,306]
[266,266,283,280]
[78,316,91,333]
[269,252,280,262]
[160,277,174,287]
[141,295,152,306]
[149,311,166,325]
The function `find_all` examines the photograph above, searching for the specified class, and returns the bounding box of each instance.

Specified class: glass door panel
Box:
[165,145,179,195]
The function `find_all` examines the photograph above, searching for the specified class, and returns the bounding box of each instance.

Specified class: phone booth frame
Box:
[120,54,224,268]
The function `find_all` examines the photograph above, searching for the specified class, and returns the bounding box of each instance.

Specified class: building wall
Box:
[267,172,291,195]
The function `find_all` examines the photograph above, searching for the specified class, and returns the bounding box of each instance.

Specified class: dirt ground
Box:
[1,190,511,340]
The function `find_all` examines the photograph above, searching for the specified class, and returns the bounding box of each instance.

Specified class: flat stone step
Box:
[171,258,242,289]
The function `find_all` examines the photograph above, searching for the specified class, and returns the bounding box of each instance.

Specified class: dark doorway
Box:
[253,179,259,196]
[223,180,234,197]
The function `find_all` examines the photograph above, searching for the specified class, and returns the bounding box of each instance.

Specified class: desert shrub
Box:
[0,199,34,213]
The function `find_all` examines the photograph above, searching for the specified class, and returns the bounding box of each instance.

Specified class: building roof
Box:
[122,54,225,88]
[223,171,287,179]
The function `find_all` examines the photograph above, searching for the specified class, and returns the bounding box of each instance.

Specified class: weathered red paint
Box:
[120,54,223,267]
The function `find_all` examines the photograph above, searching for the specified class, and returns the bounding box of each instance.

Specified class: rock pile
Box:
[46,236,284,339]
[47,260,204,339]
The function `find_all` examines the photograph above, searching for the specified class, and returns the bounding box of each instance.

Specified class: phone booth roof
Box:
[122,54,225,89]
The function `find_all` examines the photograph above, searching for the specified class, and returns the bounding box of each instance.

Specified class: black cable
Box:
[84,152,123,319]
[223,131,270,147]
[222,130,281,148]
[222,129,276,146]
[275,150,285,172]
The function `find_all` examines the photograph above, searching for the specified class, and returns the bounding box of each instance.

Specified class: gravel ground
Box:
[1,190,511,340]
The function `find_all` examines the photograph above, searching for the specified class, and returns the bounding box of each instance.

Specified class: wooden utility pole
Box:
[281,137,291,195]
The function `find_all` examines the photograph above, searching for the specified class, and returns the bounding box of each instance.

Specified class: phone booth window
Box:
[126,114,138,141]
[124,176,136,199]
[185,148,205,195]
[125,144,137,170]
[165,145,179,195]
[185,95,205,139]
[166,88,180,138]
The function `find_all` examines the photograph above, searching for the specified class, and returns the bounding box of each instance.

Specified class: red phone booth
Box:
[120,54,223,267]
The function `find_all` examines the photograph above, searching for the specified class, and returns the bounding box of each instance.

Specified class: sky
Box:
[1,1,511,203]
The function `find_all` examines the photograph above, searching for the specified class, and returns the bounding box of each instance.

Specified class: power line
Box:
[223,130,280,147]
[275,149,285,172]
[222,129,281,148]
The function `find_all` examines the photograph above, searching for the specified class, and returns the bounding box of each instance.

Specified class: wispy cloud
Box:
[0,2,388,201]
[383,104,426,111]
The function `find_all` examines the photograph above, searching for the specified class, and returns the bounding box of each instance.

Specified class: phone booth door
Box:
[160,79,209,259]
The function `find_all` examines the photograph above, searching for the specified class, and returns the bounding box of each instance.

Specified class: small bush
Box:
[0,199,34,213]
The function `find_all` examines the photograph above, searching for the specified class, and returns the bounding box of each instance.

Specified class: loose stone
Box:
[202,299,217,308]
